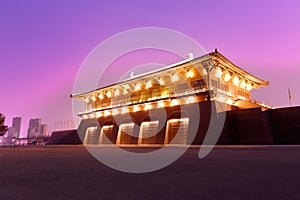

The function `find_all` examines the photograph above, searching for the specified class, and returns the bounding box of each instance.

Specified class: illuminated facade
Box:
[72,50,273,145]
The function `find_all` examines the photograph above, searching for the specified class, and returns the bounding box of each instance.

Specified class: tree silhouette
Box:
[0,113,8,136]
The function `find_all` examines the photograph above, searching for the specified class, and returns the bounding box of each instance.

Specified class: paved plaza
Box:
[0,145,300,199]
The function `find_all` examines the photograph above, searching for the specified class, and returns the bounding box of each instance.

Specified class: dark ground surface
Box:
[0,145,300,200]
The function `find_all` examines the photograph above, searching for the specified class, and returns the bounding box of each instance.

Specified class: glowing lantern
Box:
[121,107,129,114]
[240,80,246,89]
[114,89,120,96]
[186,70,195,78]
[124,84,130,89]
[226,99,234,105]
[171,74,179,82]
[144,103,152,110]
[215,95,226,102]
[106,91,112,98]
[98,93,104,100]
[133,105,140,112]
[186,96,196,104]
[82,114,88,119]
[246,83,253,91]
[224,72,231,82]
[146,81,152,89]
[159,78,164,85]
[112,108,119,115]
[91,95,97,102]
[96,112,102,118]
[170,99,179,106]
[104,110,111,116]
[215,67,223,78]
[233,76,240,86]
[157,101,165,108]
[134,83,141,91]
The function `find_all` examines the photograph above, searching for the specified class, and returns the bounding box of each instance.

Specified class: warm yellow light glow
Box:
[215,67,223,78]
[246,83,253,91]
[82,114,88,119]
[157,101,165,108]
[96,111,102,118]
[224,72,231,82]
[168,118,189,123]
[134,83,141,91]
[186,70,195,78]
[226,99,234,105]
[171,74,179,82]
[170,99,179,106]
[215,95,226,102]
[233,76,240,86]
[112,108,119,115]
[114,89,120,96]
[106,91,112,98]
[146,81,152,89]
[104,110,111,116]
[123,89,128,95]
[186,96,196,104]
[161,90,170,98]
[240,80,246,89]
[133,105,140,112]
[103,125,113,130]
[144,103,152,110]
[91,95,97,102]
[124,84,130,89]
[121,107,128,114]
[159,78,164,85]
[98,93,104,100]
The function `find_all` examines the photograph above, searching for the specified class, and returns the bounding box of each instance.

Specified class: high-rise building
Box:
[40,124,48,137]
[7,117,22,138]
[27,118,41,138]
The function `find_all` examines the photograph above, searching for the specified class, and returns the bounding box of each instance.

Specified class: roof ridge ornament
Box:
[130,72,135,78]
[127,53,194,80]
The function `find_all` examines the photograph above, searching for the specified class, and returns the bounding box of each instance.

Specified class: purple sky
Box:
[1,0,299,137]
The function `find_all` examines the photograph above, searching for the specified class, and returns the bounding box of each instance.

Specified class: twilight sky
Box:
[0,0,299,137]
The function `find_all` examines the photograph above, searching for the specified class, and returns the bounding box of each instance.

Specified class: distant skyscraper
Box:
[40,124,48,137]
[7,117,22,138]
[27,118,41,138]
[12,117,22,138]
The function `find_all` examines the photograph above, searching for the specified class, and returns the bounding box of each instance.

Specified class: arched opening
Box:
[83,127,98,145]
[116,123,135,144]
[98,125,114,144]
[165,118,189,144]
[138,121,159,144]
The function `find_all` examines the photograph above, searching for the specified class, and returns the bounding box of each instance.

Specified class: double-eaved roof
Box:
[71,50,269,99]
